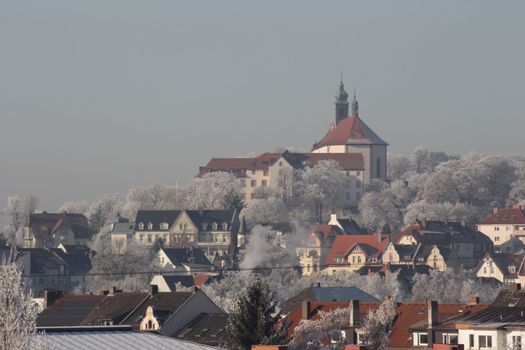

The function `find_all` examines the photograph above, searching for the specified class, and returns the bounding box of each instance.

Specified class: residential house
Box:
[425,245,461,271]
[155,247,215,274]
[52,244,93,294]
[110,216,135,254]
[324,234,389,274]
[452,284,525,350]
[296,224,343,275]
[150,274,219,292]
[37,291,105,327]
[19,248,70,296]
[382,242,422,266]
[327,214,366,234]
[128,209,241,262]
[478,206,525,250]
[281,299,487,349]
[396,219,493,269]
[23,212,93,249]
[475,253,524,285]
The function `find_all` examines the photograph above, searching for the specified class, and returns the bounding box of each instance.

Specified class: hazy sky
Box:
[1,0,524,210]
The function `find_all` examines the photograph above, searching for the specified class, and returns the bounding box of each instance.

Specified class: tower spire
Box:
[335,76,349,125]
[351,88,359,117]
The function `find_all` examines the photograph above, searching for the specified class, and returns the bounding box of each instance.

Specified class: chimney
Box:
[470,295,480,305]
[44,289,63,308]
[302,301,311,320]
[316,282,321,288]
[193,286,200,293]
[349,300,360,327]
[108,286,117,296]
[377,231,382,243]
[148,284,159,295]
[493,207,499,214]
[427,300,438,347]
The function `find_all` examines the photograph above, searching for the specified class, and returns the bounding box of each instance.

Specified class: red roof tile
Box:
[313,115,387,150]
[479,208,525,225]
[282,301,489,348]
[326,235,389,264]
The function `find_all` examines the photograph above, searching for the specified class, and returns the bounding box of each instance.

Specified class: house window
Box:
[469,334,474,348]
[140,234,144,242]
[513,335,522,350]
[212,223,218,230]
[251,170,256,175]
[261,180,267,187]
[346,192,351,200]
[222,222,228,230]
[251,180,256,187]
[495,236,500,241]
[356,171,360,176]
[418,333,428,345]
[483,267,487,274]
[147,223,153,230]
[479,335,492,348]
[510,266,516,273]
[147,235,152,243]
[443,334,458,344]
[279,161,282,167]
[160,222,168,230]
[202,223,208,230]
[263,170,268,176]
[495,227,500,231]
[240,179,246,188]
[138,223,144,230]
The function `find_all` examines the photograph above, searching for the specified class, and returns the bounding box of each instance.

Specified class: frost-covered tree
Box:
[358,297,397,350]
[190,172,244,210]
[294,160,351,222]
[404,200,484,226]
[0,249,39,349]
[411,146,453,174]
[2,195,39,243]
[507,179,525,207]
[227,279,281,350]
[358,188,403,232]
[387,154,412,181]
[123,183,189,217]
[411,269,502,303]
[289,307,349,350]
[88,194,124,234]
[87,228,155,293]
[241,198,289,227]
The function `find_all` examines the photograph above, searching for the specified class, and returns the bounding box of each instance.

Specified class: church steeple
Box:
[351,89,359,117]
[335,75,349,125]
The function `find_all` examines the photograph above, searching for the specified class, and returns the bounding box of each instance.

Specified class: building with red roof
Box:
[311,80,388,183]
[198,79,387,205]
[477,206,525,248]
[324,234,390,274]
[281,299,488,349]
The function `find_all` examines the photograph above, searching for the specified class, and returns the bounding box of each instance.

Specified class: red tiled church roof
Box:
[313,115,388,150]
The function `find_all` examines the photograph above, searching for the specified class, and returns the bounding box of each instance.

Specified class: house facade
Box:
[111,209,241,262]
[478,206,525,249]
[23,212,93,249]
[296,224,342,276]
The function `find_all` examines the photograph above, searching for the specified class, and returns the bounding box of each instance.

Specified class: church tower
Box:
[335,78,349,125]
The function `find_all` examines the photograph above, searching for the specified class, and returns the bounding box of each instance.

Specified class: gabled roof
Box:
[476,253,524,279]
[161,248,213,267]
[326,234,389,264]
[28,212,93,241]
[280,287,378,315]
[19,248,67,274]
[173,313,229,348]
[185,210,238,230]
[37,295,105,327]
[480,207,525,225]
[312,115,387,150]
[81,293,150,326]
[52,245,92,275]
[121,292,194,326]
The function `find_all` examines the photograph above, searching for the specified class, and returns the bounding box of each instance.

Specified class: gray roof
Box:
[31,327,218,350]
[111,222,135,233]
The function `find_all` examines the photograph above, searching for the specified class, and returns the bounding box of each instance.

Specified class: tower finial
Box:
[340,70,343,85]
[351,87,359,117]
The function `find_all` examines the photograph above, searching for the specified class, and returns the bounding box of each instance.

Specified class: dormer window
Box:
[509,266,516,273]
[222,222,228,230]
[138,223,144,230]
[160,222,169,230]
[202,223,208,230]
[147,223,153,230]
[212,222,218,230]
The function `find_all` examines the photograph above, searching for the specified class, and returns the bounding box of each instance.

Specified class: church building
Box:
[312,79,388,183]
